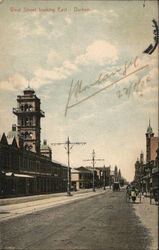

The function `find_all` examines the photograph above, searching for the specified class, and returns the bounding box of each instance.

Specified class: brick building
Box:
[0,87,68,197]
[146,120,158,162]
[134,121,158,193]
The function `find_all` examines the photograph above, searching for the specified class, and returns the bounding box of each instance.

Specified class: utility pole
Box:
[51,137,86,196]
[83,149,104,192]
[109,165,111,189]
[103,165,106,190]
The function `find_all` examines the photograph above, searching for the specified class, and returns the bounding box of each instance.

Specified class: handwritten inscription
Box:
[116,76,151,99]
[65,56,149,116]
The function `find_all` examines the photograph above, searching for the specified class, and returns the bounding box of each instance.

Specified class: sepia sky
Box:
[0,0,158,181]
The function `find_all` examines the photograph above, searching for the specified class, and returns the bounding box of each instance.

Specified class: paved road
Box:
[0,189,151,250]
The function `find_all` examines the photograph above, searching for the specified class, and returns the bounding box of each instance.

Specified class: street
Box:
[0,189,156,250]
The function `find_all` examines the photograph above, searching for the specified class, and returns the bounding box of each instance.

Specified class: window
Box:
[24,104,29,112]
[20,105,24,111]
[25,144,32,151]
[28,105,32,111]
[29,117,33,126]
[29,132,33,138]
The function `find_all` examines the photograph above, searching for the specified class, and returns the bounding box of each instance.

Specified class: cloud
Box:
[33,60,78,85]
[47,50,62,67]
[0,74,27,91]
[11,20,47,39]
[84,9,100,16]
[32,21,47,36]
[63,60,78,71]
[11,22,30,39]
[148,67,158,85]
[34,68,66,81]
[65,16,72,25]
[108,9,119,17]
[75,40,118,66]
[11,18,62,41]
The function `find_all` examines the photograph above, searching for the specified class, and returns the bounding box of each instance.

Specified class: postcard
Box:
[0,0,158,249]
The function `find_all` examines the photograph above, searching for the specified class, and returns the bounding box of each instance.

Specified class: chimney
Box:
[12,124,16,132]
[43,139,47,145]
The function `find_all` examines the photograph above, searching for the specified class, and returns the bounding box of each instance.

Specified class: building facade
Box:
[0,132,67,197]
[71,167,93,190]
[134,121,158,193]
[146,120,158,162]
[0,87,68,198]
[71,166,112,191]
[40,139,52,161]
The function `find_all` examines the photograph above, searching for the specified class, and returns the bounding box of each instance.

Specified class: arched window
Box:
[25,131,28,139]
[25,118,29,126]
[28,105,32,111]
[29,132,33,138]
[24,104,29,112]
[21,118,24,126]
[25,144,32,151]
[21,132,25,138]
[20,105,24,111]
[28,145,33,150]
[29,117,33,126]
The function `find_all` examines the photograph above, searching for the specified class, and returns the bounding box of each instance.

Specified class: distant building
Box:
[134,121,158,193]
[40,139,52,161]
[71,167,93,190]
[146,120,158,162]
[134,152,145,189]
[95,166,111,187]
[72,165,112,190]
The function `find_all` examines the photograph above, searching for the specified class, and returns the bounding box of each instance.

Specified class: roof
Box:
[40,144,50,150]
[152,167,159,174]
[24,86,35,95]
[146,120,154,134]
[75,166,92,173]
[147,125,153,134]
[52,159,68,168]
[7,130,17,139]
[41,139,51,150]
[71,169,80,173]
[5,172,34,178]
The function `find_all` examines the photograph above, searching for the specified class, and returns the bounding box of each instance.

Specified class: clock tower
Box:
[13,87,45,154]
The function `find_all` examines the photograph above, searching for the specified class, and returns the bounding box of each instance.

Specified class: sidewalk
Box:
[0,189,106,222]
[133,196,158,250]
[0,188,94,206]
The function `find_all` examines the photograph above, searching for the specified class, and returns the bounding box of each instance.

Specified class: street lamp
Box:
[103,165,106,190]
[83,150,104,192]
[109,165,111,189]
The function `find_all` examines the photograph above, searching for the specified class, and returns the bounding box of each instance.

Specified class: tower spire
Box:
[146,118,153,135]
[28,80,30,88]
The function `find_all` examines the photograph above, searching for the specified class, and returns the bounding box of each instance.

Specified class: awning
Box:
[152,167,159,174]
[142,175,150,180]
[5,172,34,178]
[15,174,34,178]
